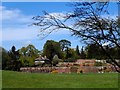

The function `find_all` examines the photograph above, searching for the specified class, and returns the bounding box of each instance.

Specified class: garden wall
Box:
[20,66,100,73]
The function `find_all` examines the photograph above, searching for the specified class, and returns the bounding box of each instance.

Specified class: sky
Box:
[0,2,118,51]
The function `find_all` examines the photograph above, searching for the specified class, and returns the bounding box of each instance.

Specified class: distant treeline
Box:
[1,39,120,71]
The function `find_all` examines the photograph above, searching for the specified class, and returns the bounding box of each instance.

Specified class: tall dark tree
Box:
[85,43,101,59]
[114,47,120,59]
[9,46,19,61]
[80,46,86,59]
[7,46,21,71]
[32,2,120,72]
[1,47,10,70]
[12,46,16,53]
[43,40,62,60]
[85,43,120,60]
[76,45,80,56]
[59,39,71,51]
[65,48,77,62]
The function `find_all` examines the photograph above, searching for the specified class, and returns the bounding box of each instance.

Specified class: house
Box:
[34,55,51,66]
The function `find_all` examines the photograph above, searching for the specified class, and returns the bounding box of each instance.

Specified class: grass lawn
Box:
[2,70,119,88]
[0,70,2,89]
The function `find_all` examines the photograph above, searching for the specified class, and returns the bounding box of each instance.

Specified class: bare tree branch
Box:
[32,2,120,72]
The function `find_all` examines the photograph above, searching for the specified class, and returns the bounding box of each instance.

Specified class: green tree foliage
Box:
[59,39,71,51]
[1,47,10,70]
[65,48,77,62]
[9,46,20,60]
[103,46,120,60]
[59,40,71,59]
[114,47,120,59]
[19,44,40,67]
[94,62,103,66]
[85,43,120,60]
[52,54,62,66]
[43,40,63,60]
[76,45,80,55]
[5,46,21,71]
[80,47,86,59]
[85,43,101,59]
[75,45,80,59]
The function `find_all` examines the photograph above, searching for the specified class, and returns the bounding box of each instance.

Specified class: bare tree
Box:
[32,2,120,72]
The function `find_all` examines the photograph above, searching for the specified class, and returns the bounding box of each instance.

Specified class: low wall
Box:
[20,67,71,73]
[20,66,100,73]
[20,65,117,73]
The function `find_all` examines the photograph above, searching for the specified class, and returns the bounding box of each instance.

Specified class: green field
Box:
[2,70,119,88]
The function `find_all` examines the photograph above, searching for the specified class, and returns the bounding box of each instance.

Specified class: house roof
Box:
[35,57,49,61]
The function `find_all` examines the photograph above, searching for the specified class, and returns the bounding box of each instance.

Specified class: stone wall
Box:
[20,67,70,73]
[20,66,99,73]
[20,65,117,73]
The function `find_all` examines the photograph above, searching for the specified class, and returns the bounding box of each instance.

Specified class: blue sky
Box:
[1,2,118,51]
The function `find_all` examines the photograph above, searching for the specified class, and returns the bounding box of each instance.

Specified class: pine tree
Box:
[80,46,86,59]
[76,45,80,56]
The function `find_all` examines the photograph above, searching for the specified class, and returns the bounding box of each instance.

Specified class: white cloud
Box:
[0,6,20,20]
[2,27,39,41]
[1,5,71,42]
[0,5,33,25]
[44,12,67,20]
[2,26,70,41]
[1,5,37,41]
[102,42,110,46]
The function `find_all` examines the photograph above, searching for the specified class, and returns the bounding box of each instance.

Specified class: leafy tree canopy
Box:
[19,44,40,66]
[59,39,71,51]
[43,40,63,60]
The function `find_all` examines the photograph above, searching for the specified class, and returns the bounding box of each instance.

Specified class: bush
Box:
[94,62,103,66]
[52,55,63,66]
[80,70,83,73]
[51,70,58,73]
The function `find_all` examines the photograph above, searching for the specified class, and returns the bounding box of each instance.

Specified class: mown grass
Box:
[0,70,2,89]
[2,70,119,88]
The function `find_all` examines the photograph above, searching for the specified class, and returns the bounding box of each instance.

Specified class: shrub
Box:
[94,62,103,66]
[52,55,62,66]
[80,70,83,73]
[51,70,58,73]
